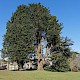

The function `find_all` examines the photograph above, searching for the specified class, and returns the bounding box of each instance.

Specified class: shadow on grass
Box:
[11,68,37,71]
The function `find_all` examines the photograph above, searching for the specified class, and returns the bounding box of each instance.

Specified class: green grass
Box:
[0,70,80,80]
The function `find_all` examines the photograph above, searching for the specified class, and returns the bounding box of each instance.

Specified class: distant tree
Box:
[68,52,80,72]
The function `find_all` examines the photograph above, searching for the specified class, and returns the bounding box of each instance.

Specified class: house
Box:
[7,62,18,70]
[0,59,7,70]
[23,61,37,70]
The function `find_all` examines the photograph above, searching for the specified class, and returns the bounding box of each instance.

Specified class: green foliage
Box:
[50,37,73,58]
[70,51,80,56]
[2,3,72,71]
[46,16,73,59]
[28,3,51,44]
[45,53,70,72]
[2,3,51,68]
[2,4,35,68]
[47,16,63,46]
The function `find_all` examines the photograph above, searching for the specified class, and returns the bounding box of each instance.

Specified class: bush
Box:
[45,53,70,72]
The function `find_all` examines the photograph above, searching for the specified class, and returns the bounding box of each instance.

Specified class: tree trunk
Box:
[17,60,24,70]
[37,44,44,70]
[37,60,44,70]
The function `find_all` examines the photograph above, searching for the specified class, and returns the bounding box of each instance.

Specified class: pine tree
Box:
[2,5,35,68]
[2,3,72,70]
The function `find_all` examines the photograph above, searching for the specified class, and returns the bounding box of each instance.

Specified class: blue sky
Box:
[0,0,80,57]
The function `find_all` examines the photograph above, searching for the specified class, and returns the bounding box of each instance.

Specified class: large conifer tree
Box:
[2,3,71,70]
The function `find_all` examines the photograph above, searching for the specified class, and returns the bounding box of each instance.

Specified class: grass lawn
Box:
[0,70,80,80]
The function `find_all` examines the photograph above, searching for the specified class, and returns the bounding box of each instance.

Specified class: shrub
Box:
[45,53,70,72]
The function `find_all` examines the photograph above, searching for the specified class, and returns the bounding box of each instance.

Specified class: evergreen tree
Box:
[2,5,35,68]
[47,16,62,47]
[2,3,51,69]
[45,53,70,72]
[2,3,72,70]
